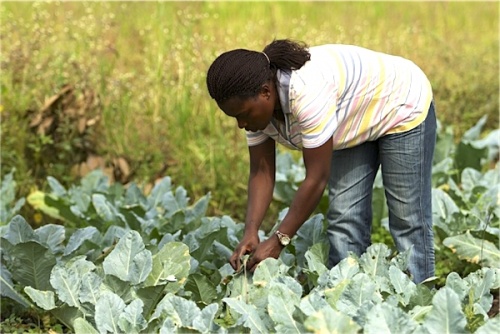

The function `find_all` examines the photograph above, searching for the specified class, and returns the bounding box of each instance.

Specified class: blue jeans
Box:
[326,102,436,283]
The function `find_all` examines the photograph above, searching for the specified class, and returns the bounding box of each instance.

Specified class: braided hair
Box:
[206,39,311,103]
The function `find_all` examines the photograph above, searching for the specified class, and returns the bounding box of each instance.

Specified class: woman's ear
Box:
[260,83,272,100]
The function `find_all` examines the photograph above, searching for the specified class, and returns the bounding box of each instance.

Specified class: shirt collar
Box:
[276,69,292,114]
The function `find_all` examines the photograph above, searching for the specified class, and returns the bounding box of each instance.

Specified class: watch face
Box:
[276,231,291,246]
[281,236,290,246]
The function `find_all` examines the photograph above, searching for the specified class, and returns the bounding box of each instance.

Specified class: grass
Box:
[1,1,498,227]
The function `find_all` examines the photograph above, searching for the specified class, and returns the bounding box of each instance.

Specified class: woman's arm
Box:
[229,137,276,271]
[245,137,276,234]
[274,136,333,237]
[245,136,333,271]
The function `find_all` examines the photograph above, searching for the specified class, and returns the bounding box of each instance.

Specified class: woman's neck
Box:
[273,108,285,121]
[273,94,285,121]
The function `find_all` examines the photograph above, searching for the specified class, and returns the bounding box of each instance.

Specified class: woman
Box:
[206,39,436,283]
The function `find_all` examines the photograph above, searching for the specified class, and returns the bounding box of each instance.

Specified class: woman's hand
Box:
[245,235,283,272]
[229,233,260,272]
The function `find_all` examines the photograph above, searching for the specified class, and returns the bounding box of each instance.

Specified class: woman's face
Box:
[218,82,277,132]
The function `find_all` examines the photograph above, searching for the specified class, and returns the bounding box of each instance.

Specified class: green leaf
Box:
[51,305,83,331]
[409,305,433,322]
[192,303,219,333]
[252,258,289,288]
[144,241,190,291]
[465,267,500,289]
[390,247,412,272]
[359,243,391,277]
[0,171,25,224]
[3,215,38,245]
[455,141,488,174]
[24,286,56,310]
[460,168,483,195]
[317,256,360,289]
[190,227,228,264]
[27,191,79,224]
[50,265,81,307]
[47,176,67,196]
[7,241,56,291]
[172,186,189,210]
[0,170,16,202]
[304,307,361,334]
[92,193,118,223]
[103,230,152,284]
[476,316,500,334]
[372,173,389,229]
[462,115,487,141]
[389,265,417,306]
[50,257,95,308]
[35,224,65,254]
[63,226,101,256]
[274,152,305,204]
[364,303,418,334]
[454,115,489,173]
[463,269,496,315]
[136,284,167,320]
[102,275,138,305]
[185,273,218,306]
[336,273,379,317]
[432,157,454,186]
[147,176,172,209]
[422,287,467,334]
[0,264,31,307]
[409,285,434,307]
[95,291,126,334]
[124,183,148,208]
[79,272,102,305]
[185,193,211,223]
[432,188,460,224]
[79,170,110,193]
[118,299,147,334]
[305,243,329,277]
[443,231,500,268]
[225,269,256,303]
[299,291,331,316]
[74,317,99,334]
[223,297,269,333]
[474,129,500,163]
[152,293,201,329]
[0,198,25,225]
[445,272,468,301]
[68,189,91,217]
[295,214,328,268]
[267,281,305,333]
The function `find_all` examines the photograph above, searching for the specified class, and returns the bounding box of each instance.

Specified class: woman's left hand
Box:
[245,235,283,272]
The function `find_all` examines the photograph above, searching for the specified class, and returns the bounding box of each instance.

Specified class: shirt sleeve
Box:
[291,71,338,149]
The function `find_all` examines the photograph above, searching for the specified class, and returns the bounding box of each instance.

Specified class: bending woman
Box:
[206,39,436,283]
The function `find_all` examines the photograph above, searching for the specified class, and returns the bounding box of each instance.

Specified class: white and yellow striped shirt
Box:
[246,44,433,150]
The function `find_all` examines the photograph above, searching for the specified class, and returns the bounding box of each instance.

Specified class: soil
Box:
[488,290,499,318]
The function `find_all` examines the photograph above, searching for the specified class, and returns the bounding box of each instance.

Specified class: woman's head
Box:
[206,39,311,131]
[206,39,311,104]
[206,49,271,103]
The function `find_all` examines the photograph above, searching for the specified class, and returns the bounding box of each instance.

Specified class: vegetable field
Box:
[0,1,499,333]
[1,116,499,333]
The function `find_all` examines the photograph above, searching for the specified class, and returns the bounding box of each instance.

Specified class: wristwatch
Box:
[275,230,291,246]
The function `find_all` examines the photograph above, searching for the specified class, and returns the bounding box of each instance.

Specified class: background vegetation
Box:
[0,2,499,332]
[1,1,498,227]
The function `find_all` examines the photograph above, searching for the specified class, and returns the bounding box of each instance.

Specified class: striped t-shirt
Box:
[246,44,433,150]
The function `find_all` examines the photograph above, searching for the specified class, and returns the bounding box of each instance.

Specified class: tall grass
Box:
[1,1,498,225]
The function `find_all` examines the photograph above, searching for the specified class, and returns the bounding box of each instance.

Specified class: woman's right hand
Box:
[229,233,260,272]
